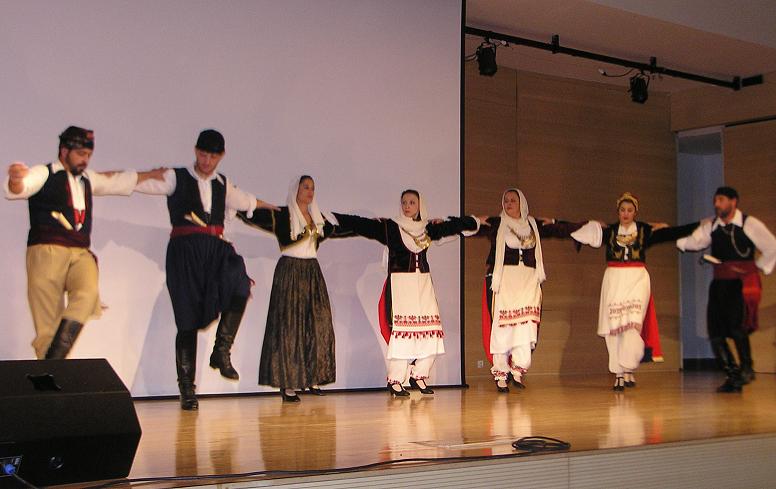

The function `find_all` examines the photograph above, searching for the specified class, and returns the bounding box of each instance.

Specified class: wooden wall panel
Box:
[723,120,776,373]
[464,65,517,378]
[464,63,680,379]
[671,71,776,132]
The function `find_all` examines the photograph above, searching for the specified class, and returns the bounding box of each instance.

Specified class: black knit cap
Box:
[195,129,225,154]
[59,126,94,150]
[715,186,739,200]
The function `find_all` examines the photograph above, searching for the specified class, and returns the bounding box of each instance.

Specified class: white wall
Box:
[0,0,463,395]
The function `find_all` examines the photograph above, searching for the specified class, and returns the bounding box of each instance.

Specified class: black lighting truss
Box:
[465,26,764,90]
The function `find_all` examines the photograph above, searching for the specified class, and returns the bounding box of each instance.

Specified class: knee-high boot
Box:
[45,318,84,359]
[710,337,742,393]
[176,331,198,410]
[209,295,248,380]
[731,330,754,384]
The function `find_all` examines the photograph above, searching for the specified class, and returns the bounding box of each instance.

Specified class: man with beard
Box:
[5,126,165,359]
[678,187,776,392]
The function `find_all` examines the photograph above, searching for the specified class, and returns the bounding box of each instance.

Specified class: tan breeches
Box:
[26,244,100,358]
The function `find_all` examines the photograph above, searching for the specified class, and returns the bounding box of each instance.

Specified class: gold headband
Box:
[616,192,639,212]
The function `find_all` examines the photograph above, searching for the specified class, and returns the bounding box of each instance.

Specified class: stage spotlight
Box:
[629,72,649,104]
[476,42,497,76]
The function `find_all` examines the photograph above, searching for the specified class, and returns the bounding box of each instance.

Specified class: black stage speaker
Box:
[0,359,142,487]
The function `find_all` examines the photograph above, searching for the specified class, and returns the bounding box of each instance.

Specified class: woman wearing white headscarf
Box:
[479,188,586,393]
[571,192,698,391]
[334,190,481,397]
[239,175,347,402]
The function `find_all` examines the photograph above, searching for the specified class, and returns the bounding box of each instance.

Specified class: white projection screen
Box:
[0,1,463,396]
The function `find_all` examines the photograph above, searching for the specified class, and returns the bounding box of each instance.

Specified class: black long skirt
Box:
[259,256,335,388]
[166,234,251,332]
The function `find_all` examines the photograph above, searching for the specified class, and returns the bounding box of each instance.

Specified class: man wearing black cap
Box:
[135,129,278,410]
[678,187,776,392]
[5,126,166,359]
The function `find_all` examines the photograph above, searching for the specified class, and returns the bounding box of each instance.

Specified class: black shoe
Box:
[741,367,755,385]
[495,379,509,393]
[281,389,301,402]
[716,377,743,393]
[409,377,434,394]
[306,387,325,396]
[624,374,636,388]
[45,319,84,359]
[510,373,526,389]
[613,376,625,392]
[388,383,410,397]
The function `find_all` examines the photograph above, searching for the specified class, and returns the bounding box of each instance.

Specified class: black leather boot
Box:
[209,295,247,380]
[176,331,199,410]
[732,332,755,384]
[711,337,743,393]
[45,318,84,359]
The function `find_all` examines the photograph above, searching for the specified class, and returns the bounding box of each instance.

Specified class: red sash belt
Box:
[714,260,762,333]
[170,225,224,238]
[713,260,758,280]
[607,261,645,268]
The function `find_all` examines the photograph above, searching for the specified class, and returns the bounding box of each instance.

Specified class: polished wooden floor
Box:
[123,371,776,487]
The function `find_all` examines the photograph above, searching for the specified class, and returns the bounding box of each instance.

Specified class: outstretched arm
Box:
[5,162,49,199]
[332,212,388,245]
[538,219,587,239]
[225,179,280,216]
[569,221,606,248]
[648,221,700,246]
[426,216,479,241]
[237,208,276,233]
[90,167,169,196]
[676,219,713,252]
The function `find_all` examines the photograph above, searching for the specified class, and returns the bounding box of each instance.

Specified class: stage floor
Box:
[100,371,776,487]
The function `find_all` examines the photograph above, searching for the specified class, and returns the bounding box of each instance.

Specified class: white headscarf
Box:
[392,190,428,235]
[382,190,430,269]
[287,175,338,241]
[491,188,546,292]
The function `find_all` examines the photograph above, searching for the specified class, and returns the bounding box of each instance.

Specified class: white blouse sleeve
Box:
[743,216,776,275]
[87,170,139,196]
[225,179,258,217]
[677,219,713,252]
[134,169,176,196]
[4,164,50,200]
[571,220,603,248]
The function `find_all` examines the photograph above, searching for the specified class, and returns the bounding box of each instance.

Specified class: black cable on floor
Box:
[82,435,571,488]
[512,436,572,453]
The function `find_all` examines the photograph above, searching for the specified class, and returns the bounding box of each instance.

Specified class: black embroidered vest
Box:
[605,222,647,263]
[711,216,755,262]
[167,168,226,227]
[27,163,92,248]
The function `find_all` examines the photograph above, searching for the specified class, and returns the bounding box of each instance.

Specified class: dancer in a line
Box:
[572,192,697,391]
[677,187,776,392]
[135,129,277,410]
[478,188,588,393]
[335,190,482,397]
[4,126,165,359]
[239,175,349,402]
